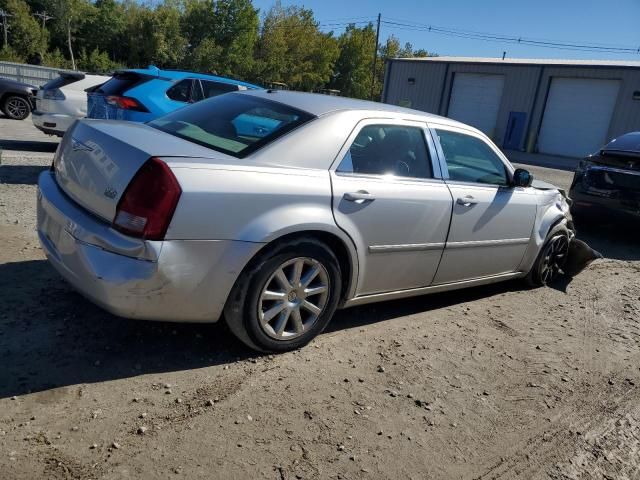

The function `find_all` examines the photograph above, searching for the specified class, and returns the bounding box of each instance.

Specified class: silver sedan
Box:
[37,90,578,352]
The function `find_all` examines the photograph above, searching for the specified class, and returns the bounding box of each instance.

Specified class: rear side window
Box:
[337,124,433,179]
[436,129,508,186]
[200,80,239,99]
[166,79,192,103]
[149,94,315,158]
[96,73,150,95]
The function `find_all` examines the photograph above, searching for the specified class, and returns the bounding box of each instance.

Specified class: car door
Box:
[430,125,537,284]
[330,120,453,296]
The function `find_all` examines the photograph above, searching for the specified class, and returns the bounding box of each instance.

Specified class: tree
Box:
[82,0,126,62]
[182,0,258,77]
[0,0,45,59]
[45,0,95,70]
[330,23,376,99]
[124,1,186,68]
[254,2,339,90]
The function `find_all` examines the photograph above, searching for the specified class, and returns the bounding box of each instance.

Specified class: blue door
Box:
[503,111,527,150]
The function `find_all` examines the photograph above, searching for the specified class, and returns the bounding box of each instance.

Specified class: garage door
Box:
[538,78,620,158]
[447,73,505,138]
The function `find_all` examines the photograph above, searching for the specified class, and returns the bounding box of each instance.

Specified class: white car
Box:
[32,72,110,137]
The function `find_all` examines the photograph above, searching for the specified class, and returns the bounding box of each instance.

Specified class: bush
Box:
[0,46,25,63]
[41,49,73,69]
[78,48,122,74]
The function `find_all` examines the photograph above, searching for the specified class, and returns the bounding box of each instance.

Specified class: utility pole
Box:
[0,9,13,49]
[34,12,54,30]
[370,12,381,100]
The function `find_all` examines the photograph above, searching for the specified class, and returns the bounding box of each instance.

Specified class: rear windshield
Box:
[95,72,150,96]
[149,94,315,158]
[42,73,84,90]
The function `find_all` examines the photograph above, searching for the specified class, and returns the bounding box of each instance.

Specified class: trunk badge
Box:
[104,187,118,199]
[71,138,94,152]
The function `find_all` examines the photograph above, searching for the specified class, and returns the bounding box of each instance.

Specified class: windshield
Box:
[148,93,315,158]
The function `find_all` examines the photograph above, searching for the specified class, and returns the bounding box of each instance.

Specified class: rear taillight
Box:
[113,158,182,240]
[105,95,149,112]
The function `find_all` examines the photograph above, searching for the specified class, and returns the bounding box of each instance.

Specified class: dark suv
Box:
[569,132,640,225]
[0,77,37,120]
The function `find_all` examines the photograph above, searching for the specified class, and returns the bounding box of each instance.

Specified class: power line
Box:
[380,19,640,55]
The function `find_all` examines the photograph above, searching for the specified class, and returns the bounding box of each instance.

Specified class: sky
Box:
[252,0,640,61]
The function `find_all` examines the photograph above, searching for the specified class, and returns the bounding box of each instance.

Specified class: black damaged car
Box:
[570,132,640,226]
[0,77,37,120]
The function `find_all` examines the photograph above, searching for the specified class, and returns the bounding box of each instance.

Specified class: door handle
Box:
[344,191,375,203]
[456,196,478,207]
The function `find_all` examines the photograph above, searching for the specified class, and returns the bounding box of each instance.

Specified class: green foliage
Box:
[0,45,24,62]
[0,0,46,57]
[41,47,72,68]
[254,1,339,91]
[0,0,434,100]
[330,23,376,99]
[182,0,258,77]
[78,47,120,73]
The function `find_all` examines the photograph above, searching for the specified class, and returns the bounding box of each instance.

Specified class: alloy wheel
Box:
[6,97,29,119]
[258,257,330,340]
[539,235,569,285]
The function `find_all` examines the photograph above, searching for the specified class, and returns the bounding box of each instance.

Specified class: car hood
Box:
[531,179,558,191]
[0,78,36,90]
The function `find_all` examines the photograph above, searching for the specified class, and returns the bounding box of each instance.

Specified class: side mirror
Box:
[512,168,533,188]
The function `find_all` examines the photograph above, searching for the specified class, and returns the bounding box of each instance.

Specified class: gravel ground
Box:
[2,117,640,479]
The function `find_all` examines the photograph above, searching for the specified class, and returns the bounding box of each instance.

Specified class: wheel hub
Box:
[258,257,330,341]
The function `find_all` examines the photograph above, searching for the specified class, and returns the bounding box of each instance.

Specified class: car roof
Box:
[239,89,471,128]
[122,66,260,89]
[602,132,640,156]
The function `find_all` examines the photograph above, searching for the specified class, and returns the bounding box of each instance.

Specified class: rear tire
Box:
[224,237,342,352]
[525,230,570,287]
[2,95,31,120]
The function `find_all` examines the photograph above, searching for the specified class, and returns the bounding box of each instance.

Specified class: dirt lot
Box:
[1,116,640,479]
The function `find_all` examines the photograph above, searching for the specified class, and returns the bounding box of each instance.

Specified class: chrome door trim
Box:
[343,271,524,307]
[368,242,446,253]
[445,238,531,249]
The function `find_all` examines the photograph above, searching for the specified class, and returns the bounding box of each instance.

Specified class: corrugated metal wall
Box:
[383,59,640,153]
[0,61,73,87]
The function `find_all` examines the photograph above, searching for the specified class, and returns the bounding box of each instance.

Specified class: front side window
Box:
[149,94,315,158]
[436,129,508,185]
[166,79,193,103]
[337,124,432,179]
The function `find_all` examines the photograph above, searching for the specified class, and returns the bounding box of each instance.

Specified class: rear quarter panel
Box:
[165,163,342,243]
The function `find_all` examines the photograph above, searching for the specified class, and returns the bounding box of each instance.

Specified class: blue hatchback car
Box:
[87,66,261,122]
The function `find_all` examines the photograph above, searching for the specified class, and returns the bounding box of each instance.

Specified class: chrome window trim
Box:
[334,170,447,185]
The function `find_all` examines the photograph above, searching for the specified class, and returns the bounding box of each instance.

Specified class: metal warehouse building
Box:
[382,56,640,158]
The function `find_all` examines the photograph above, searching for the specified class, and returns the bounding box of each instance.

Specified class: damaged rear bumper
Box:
[37,171,261,323]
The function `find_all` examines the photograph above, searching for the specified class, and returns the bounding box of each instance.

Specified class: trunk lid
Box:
[87,71,153,119]
[54,120,226,221]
